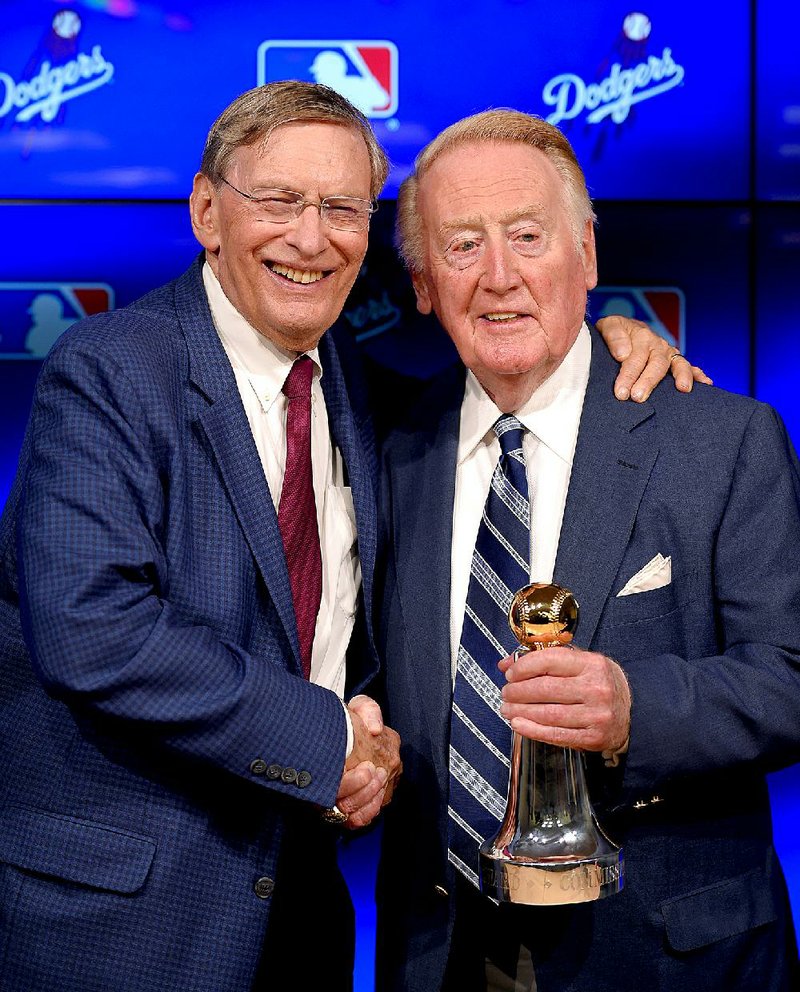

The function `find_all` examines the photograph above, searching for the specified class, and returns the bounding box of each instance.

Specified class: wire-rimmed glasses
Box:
[220,178,376,233]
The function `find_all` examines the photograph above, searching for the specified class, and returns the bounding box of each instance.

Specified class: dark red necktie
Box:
[278,356,322,679]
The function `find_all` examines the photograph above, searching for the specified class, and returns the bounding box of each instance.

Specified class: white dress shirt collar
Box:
[458,323,592,463]
[202,261,322,408]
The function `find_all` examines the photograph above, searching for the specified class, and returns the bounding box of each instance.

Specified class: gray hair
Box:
[397,109,595,272]
[200,80,389,199]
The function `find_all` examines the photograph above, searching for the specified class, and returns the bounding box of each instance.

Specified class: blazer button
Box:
[296,770,312,788]
[433,884,449,899]
[281,767,298,784]
[266,764,283,780]
[250,758,267,776]
[254,877,274,899]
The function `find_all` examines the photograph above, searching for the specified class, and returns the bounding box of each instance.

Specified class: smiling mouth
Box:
[483,312,526,322]
[268,262,329,285]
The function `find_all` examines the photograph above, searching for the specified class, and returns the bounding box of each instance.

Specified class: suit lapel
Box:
[176,260,301,672]
[391,368,465,764]
[554,332,659,648]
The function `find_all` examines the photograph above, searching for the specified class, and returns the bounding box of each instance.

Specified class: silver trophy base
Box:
[480,848,623,905]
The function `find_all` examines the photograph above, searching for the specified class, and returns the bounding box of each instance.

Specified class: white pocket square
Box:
[617,554,672,597]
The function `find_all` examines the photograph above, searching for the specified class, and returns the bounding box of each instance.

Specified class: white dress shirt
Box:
[450,324,592,673]
[203,264,360,739]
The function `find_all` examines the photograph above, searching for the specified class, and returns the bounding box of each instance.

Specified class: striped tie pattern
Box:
[448,415,530,887]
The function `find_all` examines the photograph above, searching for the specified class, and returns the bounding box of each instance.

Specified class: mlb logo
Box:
[0,282,113,360]
[257,40,398,118]
[591,286,685,352]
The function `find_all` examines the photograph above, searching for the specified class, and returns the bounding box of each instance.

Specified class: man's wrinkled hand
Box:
[596,315,712,402]
[334,696,402,830]
[498,647,630,754]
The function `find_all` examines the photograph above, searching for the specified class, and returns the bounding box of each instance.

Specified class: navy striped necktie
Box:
[448,415,530,887]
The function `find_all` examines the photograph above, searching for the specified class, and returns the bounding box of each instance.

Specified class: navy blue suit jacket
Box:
[0,259,380,991]
[376,331,800,992]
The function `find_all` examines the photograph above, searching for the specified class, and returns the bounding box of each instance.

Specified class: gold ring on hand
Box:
[321,804,348,825]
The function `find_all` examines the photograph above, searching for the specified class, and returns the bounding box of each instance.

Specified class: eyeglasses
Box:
[220,178,376,233]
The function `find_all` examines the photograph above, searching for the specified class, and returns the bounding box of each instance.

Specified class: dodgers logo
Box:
[0,283,113,360]
[0,10,114,128]
[592,286,685,352]
[257,41,398,118]
[542,12,684,127]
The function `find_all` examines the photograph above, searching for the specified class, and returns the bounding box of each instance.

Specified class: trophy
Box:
[479,582,624,905]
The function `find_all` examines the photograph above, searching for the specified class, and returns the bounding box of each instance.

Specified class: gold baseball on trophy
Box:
[508,582,579,647]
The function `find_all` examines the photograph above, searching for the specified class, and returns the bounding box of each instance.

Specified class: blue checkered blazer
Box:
[0,258,380,991]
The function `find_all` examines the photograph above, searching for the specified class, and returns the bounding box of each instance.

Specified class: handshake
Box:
[331,695,403,830]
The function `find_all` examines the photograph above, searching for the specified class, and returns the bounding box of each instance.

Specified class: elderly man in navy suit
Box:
[0,81,708,992]
[0,80,404,992]
[377,110,800,992]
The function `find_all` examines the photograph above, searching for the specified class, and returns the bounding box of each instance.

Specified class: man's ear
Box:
[189,173,221,253]
[582,218,598,291]
[411,270,432,315]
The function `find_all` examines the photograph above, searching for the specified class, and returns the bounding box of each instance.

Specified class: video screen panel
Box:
[590,204,752,397]
[756,0,800,201]
[755,206,800,446]
[0,202,198,501]
[1,0,750,201]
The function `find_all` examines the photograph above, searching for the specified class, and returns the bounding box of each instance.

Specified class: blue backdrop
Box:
[1,2,798,988]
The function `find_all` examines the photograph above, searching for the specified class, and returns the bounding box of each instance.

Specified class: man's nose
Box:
[479,241,522,294]
[283,201,330,256]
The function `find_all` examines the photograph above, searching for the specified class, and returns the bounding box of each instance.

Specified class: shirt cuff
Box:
[341,700,354,758]
[602,736,629,768]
